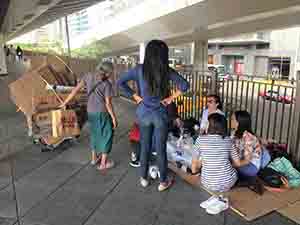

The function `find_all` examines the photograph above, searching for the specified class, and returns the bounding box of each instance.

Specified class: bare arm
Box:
[105,96,117,129]
[61,80,84,107]
[161,88,183,106]
[231,143,252,168]
[161,68,189,106]
[191,158,202,174]
[132,93,143,104]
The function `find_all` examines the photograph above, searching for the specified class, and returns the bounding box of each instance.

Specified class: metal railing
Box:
[217,74,296,145]
[171,71,212,121]
[116,67,300,163]
[178,70,300,163]
[172,71,296,144]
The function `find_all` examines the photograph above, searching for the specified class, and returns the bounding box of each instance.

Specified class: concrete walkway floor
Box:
[0,99,297,225]
[0,59,297,225]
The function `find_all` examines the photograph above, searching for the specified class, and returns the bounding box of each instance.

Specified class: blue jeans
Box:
[138,111,168,183]
[132,135,155,162]
[238,163,259,178]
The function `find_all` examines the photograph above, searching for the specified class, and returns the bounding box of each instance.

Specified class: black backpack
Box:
[183,118,200,136]
[258,167,286,188]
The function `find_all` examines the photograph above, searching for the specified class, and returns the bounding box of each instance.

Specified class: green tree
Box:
[13,42,65,55]
[71,40,110,59]
[13,39,110,59]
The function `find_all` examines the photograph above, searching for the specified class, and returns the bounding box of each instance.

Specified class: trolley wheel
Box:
[41,145,54,152]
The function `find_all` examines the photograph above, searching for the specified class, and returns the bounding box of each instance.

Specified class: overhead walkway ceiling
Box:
[99,0,300,56]
[1,0,105,40]
[97,1,207,56]
[208,0,300,38]
[2,0,300,57]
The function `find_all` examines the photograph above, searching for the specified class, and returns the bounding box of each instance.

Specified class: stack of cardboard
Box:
[9,61,87,146]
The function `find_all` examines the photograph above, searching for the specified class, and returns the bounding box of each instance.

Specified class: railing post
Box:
[289,71,300,165]
[64,16,71,67]
[210,70,218,95]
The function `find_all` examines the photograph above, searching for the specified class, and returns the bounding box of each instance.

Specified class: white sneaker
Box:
[206,197,229,215]
[152,152,157,156]
[200,196,219,209]
[28,129,33,137]
[131,152,137,162]
[140,178,149,188]
[129,160,141,168]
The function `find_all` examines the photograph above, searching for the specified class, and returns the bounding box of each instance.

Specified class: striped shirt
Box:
[194,135,238,192]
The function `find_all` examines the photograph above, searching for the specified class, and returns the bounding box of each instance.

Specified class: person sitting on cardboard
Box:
[231,111,270,194]
[192,113,245,215]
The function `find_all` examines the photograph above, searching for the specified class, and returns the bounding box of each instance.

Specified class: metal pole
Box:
[289,71,300,164]
[64,16,71,65]
[280,56,283,79]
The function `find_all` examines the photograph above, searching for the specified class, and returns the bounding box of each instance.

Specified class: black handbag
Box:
[258,167,286,188]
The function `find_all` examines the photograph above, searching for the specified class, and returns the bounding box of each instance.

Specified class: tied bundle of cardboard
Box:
[9,57,87,146]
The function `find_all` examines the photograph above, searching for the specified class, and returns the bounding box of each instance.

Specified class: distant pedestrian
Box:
[9,45,15,62]
[16,46,23,61]
[4,45,10,62]
[4,45,9,57]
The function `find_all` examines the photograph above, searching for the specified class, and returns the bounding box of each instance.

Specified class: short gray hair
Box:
[96,61,114,74]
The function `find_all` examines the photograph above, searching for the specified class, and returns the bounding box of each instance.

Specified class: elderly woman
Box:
[61,62,117,170]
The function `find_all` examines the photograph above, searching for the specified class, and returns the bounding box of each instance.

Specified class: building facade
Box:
[208,27,300,79]
[68,10,90,36]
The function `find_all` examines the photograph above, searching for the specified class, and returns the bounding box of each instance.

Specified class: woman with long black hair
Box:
[231,111,264,178]
[117,40,189,191]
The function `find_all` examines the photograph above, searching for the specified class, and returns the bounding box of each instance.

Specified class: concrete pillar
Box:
[289,71,300,164]
[0,34,8,75]
[290,55,296,79]
[244,55,255,75]
[190,43,195,65]
[293,31,300,80]
[294,62,300,80]
[64,16,71,63]
[191,40,208,71]
[139,42,147,64]
[213,54,222,65]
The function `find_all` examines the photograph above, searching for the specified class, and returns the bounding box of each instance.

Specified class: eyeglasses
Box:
[207,100,215,104]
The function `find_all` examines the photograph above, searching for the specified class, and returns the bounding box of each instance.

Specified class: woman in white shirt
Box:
[200,95,224,134]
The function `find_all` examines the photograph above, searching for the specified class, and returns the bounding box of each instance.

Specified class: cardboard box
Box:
[34,109,81,137]
[32,92,84,113]
[9,68,47,115]
[34,111,52,125]
[52,109,80,138]
[33,111,52,136]
[9,63,79,116]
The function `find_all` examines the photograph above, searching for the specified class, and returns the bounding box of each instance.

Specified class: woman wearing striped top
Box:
[193,113,243,214]
[195,113,241,192]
